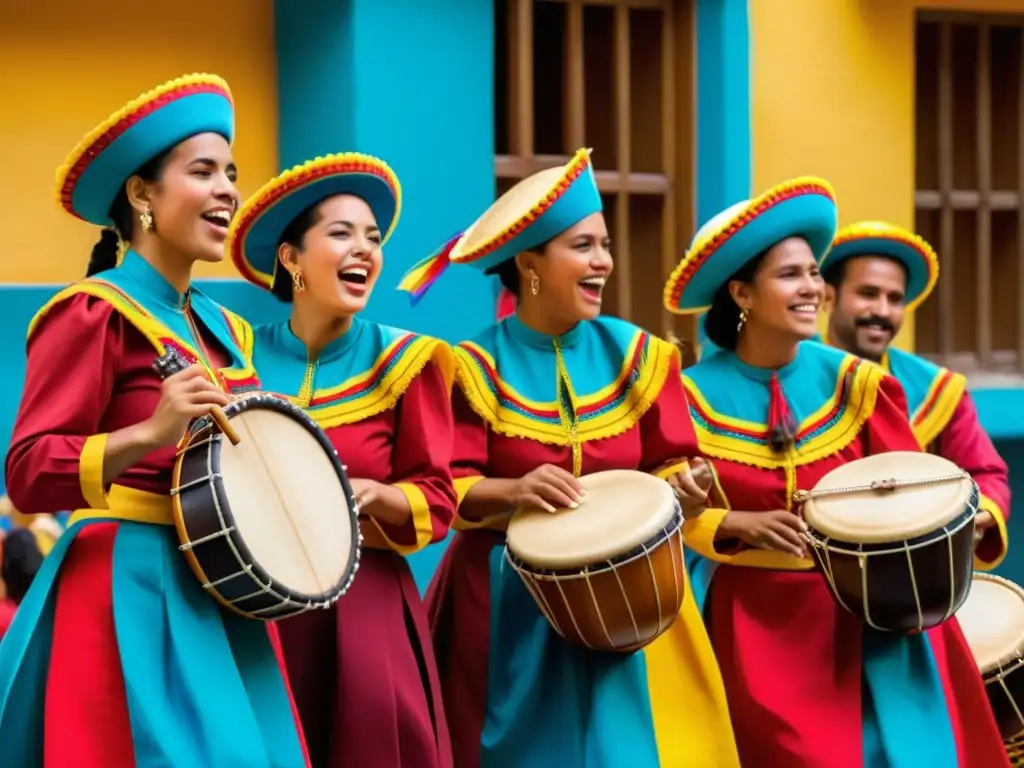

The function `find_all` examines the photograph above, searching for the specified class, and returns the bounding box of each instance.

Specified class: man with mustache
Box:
[821,220,1010,571]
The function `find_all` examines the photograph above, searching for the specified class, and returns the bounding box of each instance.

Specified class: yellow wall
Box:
[749,0,1024,351]
[0,0,278,284]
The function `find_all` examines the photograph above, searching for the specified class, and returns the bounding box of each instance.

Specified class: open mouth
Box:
[859,322,892,340]
[338,266,369,287]
[789,303,818,317]
[200,209,232,231]
[578,275,606,302]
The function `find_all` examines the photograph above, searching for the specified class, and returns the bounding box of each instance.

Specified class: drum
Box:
[171,392,361,621]
[956,572,1024,744]
[505,469,685,653]
[799,451,977,633]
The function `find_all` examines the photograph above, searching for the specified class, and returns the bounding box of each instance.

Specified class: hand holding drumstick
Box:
[152,350,239,445]
[662,457,713,519]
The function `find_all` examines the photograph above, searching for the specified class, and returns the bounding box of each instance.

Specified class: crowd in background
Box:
[0,496,64,640]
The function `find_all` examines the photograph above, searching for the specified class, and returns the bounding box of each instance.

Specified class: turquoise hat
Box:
[55,74,235,227]
[398,148,603,302]
[227,153,402,292]
[821,221,939,311]
[664,177,838,314]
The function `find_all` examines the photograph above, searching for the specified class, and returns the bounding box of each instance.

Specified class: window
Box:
[916,13,1024,377]
[494,0,697,349]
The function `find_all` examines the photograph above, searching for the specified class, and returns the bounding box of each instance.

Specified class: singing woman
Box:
[665,178,1009,767]
[400,149,739,768]
[0,75,309,766]
[225,153,456,768]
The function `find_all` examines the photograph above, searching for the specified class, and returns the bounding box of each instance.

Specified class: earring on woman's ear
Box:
[139,205,154,233]
[529,270,540,296]
[292,270,306,294]
[737,308,749,332]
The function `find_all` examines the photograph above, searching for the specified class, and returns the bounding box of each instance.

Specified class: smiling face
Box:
[277,193,382,316]
[515,212,613,326]
[129,132,240,263]
[825,255,907,362]
[729,236,824,341]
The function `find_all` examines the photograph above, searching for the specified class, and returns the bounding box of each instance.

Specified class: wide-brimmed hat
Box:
[55,74,235,227]
[664,177,838,314]
[227,153,401,293]
[822,221,938,310]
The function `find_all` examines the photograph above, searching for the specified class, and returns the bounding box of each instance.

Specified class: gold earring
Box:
[529,270,540,296]
[140,205,154,233]
[737,308,748,332]
[292,270,306,294]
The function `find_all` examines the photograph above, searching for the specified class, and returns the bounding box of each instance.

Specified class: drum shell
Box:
[509,512,685,653]
[806,495,976,633]
[983,659,1024,742]
[172,395,359,621]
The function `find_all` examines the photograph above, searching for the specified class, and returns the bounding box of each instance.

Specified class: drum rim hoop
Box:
[505,503,683,578]
[970,571,1024,673]
[174,392,361,608]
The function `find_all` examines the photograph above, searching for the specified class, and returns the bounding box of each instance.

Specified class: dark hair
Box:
[85,149,173,278]
[487,239,552,298]
[2,528,43,604]
[270,202,323,303]
[703,249,770,352]
[822,255,908,291]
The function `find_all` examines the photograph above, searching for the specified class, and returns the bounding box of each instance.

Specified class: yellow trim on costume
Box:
[68,484,173,527]
[451,476,512,532]
[27,280,259,386]
[368,482,435,556]
[910,370,967,449]
[54,74,233,212]
[306,337,454,429]
[683,357,882,470]
[78,433,110,510]
[975,494,1009,571]
[682,508,814,571]
[454,333,678,446]
[653,460,688,481]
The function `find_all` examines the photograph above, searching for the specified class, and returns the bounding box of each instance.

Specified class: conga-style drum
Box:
[798,451,977,633]
[956,572,1024,745]
[505,469,685,653]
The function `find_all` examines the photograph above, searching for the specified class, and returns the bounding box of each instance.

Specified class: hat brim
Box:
[450,148,603,273]
[228,154,401,292]
[664,180,837,314]
[56,75,234,227]
[823,236,937,311]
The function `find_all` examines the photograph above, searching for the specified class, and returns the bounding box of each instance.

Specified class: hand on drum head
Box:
[661,457,712,519]
[512,465,584,513]
[719,510,809,559]
[142,365,231,449]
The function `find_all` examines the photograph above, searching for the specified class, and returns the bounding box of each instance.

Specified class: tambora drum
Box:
[798,451,977,633]
[156,350,361,620]
[956,573,1024,744]
[505,469,685,653]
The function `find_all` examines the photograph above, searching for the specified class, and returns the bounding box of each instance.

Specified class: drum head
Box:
[957,574,1024,673]
[506,469,677,569]
[217,404,354,598]
[802,451,974,543]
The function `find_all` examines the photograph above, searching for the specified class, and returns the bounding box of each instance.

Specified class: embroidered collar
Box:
[505,313,584,351]
[119,250,190,309]
[275,315,368,364]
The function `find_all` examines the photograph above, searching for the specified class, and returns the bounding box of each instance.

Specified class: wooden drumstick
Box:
[152,349,241,446]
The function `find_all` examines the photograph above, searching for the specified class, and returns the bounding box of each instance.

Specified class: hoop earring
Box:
[529,270,540,296]
[292,270,306,294]
[139,205,154,233]
[737,308,748,333]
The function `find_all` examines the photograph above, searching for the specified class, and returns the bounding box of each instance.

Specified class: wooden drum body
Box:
[172,393,360,620]
[801,451,977,634]
[957,572,1024,744]
[505,469,685,653]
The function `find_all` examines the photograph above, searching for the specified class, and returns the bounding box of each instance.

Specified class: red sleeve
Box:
[4,294,123,514]
[863,372,922,454]
[639,359,700,476]
[371,360,456,555]
[936,392,1010,568]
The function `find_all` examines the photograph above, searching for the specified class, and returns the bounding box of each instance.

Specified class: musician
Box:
[0,76,309,766]
[401,149,740,768]
[225,153,456,768]
[665,178,1009,767]
[821,221,1010,568]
